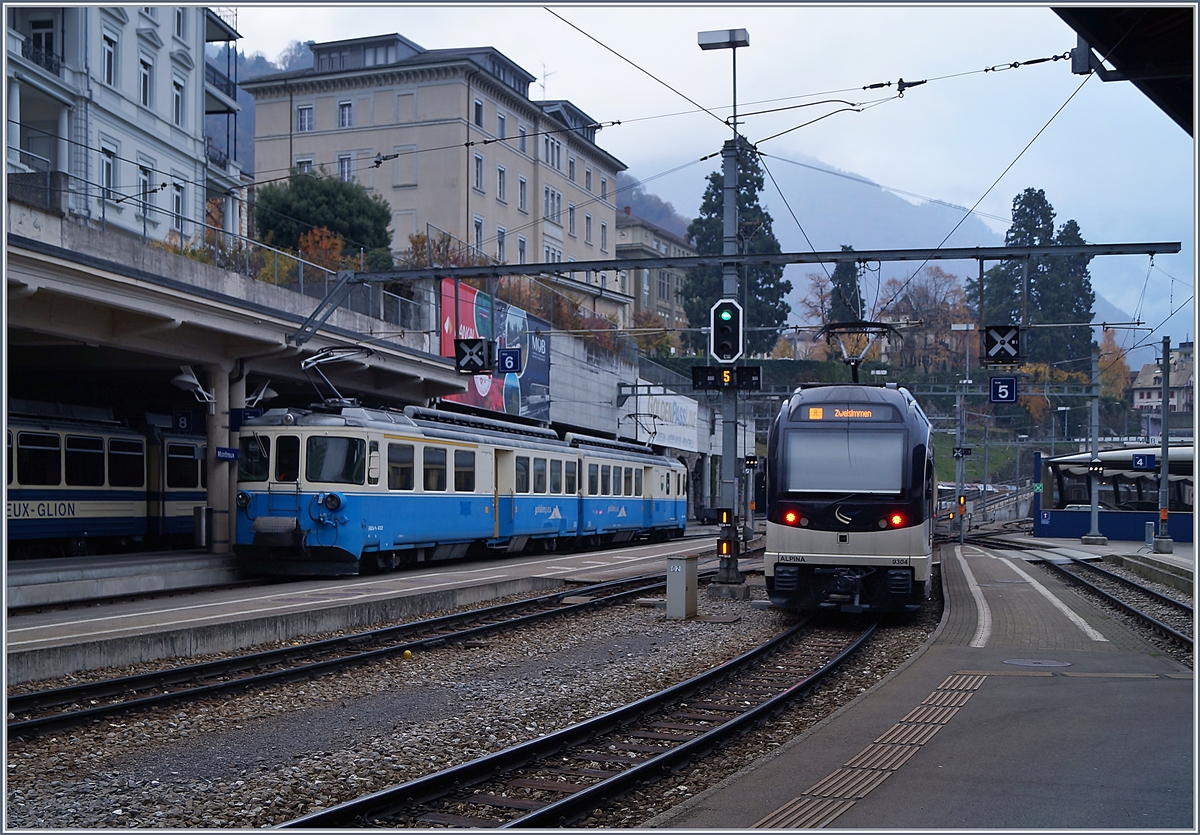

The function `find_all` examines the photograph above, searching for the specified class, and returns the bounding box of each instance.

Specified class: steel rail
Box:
[279,617,876,829]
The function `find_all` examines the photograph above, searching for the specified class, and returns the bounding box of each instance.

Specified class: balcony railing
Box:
[21,39,60,75]
[205,140,229,170]
[205,63,237,99]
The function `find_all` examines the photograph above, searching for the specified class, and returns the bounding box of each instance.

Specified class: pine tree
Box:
[967,188,1095,373]
[828,246,864,324]
[680,143,791,356]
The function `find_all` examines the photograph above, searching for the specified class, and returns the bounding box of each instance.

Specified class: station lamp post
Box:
[699,28,749,589]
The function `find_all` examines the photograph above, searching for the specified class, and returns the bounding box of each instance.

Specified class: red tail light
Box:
[783,510,799,525]
[889,513,905,527]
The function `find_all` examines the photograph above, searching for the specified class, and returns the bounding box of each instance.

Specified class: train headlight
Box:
[235,491,251,509]
[324,492,343,511]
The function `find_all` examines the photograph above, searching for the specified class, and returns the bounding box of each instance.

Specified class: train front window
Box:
[18,432,61,485]
[238,435,270,482]
[166,443,199,488]
[274,435,299,482]
[306,436,366,484]
[784,430,905,494]
[109,439,146,487]
[66,435,105,486]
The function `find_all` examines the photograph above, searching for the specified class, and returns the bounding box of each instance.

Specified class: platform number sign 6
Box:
[990,376,1018,404]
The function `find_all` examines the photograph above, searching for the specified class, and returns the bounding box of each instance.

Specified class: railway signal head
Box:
[709,299,743,363]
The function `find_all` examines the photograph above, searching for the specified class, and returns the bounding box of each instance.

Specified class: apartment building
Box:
[241,33,632,324]
[6,6,245,242]
[615,209,693,344]
[1130,340,1194,438]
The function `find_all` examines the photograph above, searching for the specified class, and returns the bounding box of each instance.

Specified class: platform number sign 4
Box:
[990,376,1018,403]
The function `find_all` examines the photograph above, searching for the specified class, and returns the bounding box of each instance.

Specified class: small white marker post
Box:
[666,554,698,620]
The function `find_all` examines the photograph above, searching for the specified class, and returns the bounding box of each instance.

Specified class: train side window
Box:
[306,436,366,484]
[454,450,475,492]
[273,435,300,482]
[587,463,598,495]
[565,460,577,494]
[634,469,643,496]
[515,455,530,493]
[388,443,414,490]
[166,443,199,488]
[550,459,562,494]
[423,447,447,491]
[17,432,61,486]
[65,435,105,486]
[109,438,146,487]
[624,467,634,496]
[6,431,11,486]
[237,435,270,482]
[533,457,547,493]
[601,465,611,495]
[660,473,666,494]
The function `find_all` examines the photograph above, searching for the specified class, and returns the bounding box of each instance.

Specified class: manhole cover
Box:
[1003,659,1072,667]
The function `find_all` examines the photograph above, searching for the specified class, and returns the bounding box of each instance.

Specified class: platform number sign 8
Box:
[990,376,1018,404]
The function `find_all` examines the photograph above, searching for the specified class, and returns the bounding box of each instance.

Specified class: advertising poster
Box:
[439,279,551,422]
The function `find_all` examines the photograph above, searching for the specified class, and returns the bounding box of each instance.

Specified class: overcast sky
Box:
[232,3,1196,360]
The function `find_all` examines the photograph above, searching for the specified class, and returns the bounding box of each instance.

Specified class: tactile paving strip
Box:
[752,674,986,828]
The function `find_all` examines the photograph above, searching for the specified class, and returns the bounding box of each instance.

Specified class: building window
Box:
[543,187,561,224]
[568,205,576,236]
[174,7,185,38]
[297,106,313,132]
[338,155,353,182]
[138,166,153,213]
[139,58,153,106]
[473,217,484,254]
[30,19,53,55]
[172,183,184,232]
[103,35,117,85]
[518,236,526,264]
[496,166,506,202]
[544,137,561,169]
[497,113,506,139]
[474,154,484,191]
[101,147,117,201]
[496,227,506,263]
[172,79,184,126]
[584,213,592,244]
[473,98,484,127]
[338,101,353,128]
[568,158,576,181]
[518,177,527,212]
[518,126,527,153]
[600,221,607,251]
[585,168,592,191]
[296,158,313,173]
[600,177,608,200]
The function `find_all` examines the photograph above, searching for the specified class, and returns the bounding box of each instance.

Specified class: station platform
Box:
[4,536,732,685]
[653,537,1195,830]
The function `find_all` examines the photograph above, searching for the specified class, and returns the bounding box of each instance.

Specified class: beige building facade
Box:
[615,209,694,335]
[241,33,632,324]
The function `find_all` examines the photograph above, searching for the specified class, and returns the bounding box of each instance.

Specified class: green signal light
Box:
[719,310,733,321]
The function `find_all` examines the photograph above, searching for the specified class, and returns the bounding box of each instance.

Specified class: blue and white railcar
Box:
[764,385,935,613]
[7,409,150,556]
[233,405,688,576]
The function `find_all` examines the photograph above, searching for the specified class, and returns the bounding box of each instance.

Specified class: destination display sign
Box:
[801,404,897,422]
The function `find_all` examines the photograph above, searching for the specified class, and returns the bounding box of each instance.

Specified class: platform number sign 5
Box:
[990,376,1018,404]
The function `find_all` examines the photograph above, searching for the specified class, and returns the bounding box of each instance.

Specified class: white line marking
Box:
[998,558,1108,642]
[956,546,993,648]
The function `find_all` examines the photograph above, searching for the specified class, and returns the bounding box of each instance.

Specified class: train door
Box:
[642,465,653,530]
[494,448,514,541]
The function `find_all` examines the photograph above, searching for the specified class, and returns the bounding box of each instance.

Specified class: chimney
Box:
[624,206,631,215]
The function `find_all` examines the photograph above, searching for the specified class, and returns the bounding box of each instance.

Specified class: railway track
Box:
[279,615,876,829]
[1039,556,1193,650]
[7,572,702,739]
